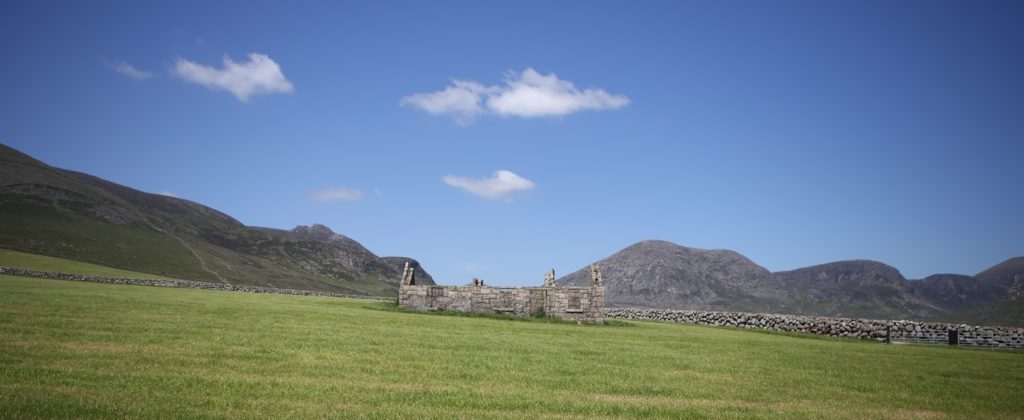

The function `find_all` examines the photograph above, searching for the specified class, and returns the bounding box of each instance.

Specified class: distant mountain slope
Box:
[911,274,1005,313]
[768,260,942,319]
[956,257,1024,327]
[957,299,1024,328]
[557,240,774,311]
[975,257,1024,293]
[381,257,436,286]
[558,239,1020,323]
[0,143,423,296]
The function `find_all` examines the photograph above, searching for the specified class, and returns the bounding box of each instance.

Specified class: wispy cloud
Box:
[157,191,178,198]
[443,170,535,201]
[310,187,364,202]
[400,80,491,125]
[105,59,153,80]
[173,53,294,101]
[401,68,629,124]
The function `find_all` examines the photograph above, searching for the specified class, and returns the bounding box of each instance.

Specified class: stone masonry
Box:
[398,264,606,324]
[605,307,1024,349]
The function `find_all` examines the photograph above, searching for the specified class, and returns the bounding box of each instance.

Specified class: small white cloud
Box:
[488,68,630,118]
[158,191,178,198]
[173,53,294,102]
[310,187,364,202]
[401,68,629,124]
[400,80,492,125]
[443,170,535,201]
[106,59,153,80]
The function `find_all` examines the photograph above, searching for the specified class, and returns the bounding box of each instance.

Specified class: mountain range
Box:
[0,144,432,296]
[557,240,1023,326]
[2,143,1020,326]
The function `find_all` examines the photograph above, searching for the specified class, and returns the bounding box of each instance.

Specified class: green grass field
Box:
[1,275,1022,419]
[0,248,176,280]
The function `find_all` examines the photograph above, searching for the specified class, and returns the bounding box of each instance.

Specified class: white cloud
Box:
[488,68,631,117]
[106,59,153,80]
[173,53,294,101]
[443,170,535,201]
[157,191,178,198]
[310,187,363,202]
[399,80,492,125]
[401,68,629,123]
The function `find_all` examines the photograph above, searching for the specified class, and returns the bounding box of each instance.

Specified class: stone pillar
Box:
[401,262,415,286]
[544,269,555,287]
[590,264,603,286]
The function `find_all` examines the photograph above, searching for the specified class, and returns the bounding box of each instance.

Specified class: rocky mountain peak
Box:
[292,223,336,240]
[556,240,772,310]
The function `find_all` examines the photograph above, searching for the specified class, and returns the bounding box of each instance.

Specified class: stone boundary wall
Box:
[604,308,1024,349]
[0,266,396,302]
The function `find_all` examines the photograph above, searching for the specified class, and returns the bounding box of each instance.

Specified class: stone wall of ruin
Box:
[399,284,604,324]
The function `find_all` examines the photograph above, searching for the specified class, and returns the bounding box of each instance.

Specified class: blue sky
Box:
[1,1,1022,285]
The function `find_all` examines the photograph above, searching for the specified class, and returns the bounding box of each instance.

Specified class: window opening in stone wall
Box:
[497,289,515,311]
[568,295,581,310]
[429,286,443,297]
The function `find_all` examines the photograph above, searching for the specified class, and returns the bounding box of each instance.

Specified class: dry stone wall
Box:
[605,308,1024,349]
[0,266,395,301]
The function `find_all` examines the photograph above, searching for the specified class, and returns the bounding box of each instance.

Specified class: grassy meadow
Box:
[0,248,176,280]
[2,275,1023,418]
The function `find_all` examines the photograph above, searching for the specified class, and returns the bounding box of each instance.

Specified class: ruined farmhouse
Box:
[398,263,606,324]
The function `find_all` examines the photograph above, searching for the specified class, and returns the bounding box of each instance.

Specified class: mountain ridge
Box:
[2,143,1017,323]
[0,143,431,295]
[557,239,1021,325]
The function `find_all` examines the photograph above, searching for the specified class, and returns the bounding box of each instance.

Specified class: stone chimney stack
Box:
[589,265,603,286]
[401,262,415,286]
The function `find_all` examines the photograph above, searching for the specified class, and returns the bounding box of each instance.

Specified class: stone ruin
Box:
[398,263,605,324]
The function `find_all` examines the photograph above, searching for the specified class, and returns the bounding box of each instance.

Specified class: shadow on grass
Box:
[361,301,633,327]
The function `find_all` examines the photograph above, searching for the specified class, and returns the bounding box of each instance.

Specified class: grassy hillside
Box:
[1,143,408,296]
[2,276,1022,418]
[0,248,176,280]
[958,299,1024,328]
